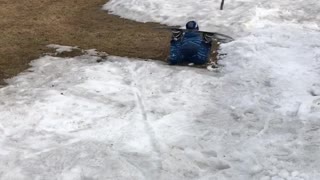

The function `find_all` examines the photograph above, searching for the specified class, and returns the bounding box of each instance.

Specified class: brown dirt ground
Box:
[0,0,172,85]
[0,0,218,86]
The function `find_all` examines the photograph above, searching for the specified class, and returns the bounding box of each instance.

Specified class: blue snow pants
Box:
[168,32,212,65]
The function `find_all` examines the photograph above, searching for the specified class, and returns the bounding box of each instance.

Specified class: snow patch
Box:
[47,44,79,53]
[104,0,320,35]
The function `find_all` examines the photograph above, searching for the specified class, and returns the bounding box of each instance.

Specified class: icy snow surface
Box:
[47,44,79,54]
[0,0,320,180]
[104,0,320,36]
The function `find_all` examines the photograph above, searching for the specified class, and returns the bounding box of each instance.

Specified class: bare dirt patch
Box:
[0,0,171,85]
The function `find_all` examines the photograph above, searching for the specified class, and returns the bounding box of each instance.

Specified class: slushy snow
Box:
[0,0,320,179]
[104,0,320,35]
[47,44,79,54]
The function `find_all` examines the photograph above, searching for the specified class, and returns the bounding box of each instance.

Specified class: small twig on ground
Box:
[220,0,225,10]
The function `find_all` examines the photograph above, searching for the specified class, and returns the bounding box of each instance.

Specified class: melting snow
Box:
[0,0,320,179]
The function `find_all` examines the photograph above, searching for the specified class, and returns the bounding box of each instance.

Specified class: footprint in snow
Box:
[310,98,320,113]
[194,150,231,171]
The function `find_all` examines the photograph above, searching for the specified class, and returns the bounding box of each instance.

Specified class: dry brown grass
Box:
[0,0,171,85]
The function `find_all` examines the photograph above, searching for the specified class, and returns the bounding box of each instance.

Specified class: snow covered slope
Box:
[0,0,320,180]
[1,36,320,179]
[104,0,320,35]
[102,3,320,179]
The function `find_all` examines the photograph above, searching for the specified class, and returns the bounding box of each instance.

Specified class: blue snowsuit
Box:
[168,31,212,65]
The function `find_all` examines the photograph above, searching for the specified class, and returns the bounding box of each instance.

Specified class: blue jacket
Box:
[180,31,203,56]
[168,31,212,65]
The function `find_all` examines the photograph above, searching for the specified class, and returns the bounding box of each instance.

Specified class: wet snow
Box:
[47,44,79,54]
[0,0,320,179]
[104,0,320,36]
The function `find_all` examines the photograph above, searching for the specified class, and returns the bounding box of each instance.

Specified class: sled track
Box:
[121,62,163,179]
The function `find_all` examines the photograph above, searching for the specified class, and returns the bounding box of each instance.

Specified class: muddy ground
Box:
[0,0,173,85]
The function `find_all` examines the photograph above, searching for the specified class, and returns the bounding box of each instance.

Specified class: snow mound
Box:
[104,0,320,35]
[1,32,320,179]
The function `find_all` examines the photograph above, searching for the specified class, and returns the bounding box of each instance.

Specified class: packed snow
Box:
[0,0,320,179]
[47,44,79,54]
[104,0,320,36]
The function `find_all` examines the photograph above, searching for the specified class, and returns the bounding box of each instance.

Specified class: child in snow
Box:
[167,21,213,65]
